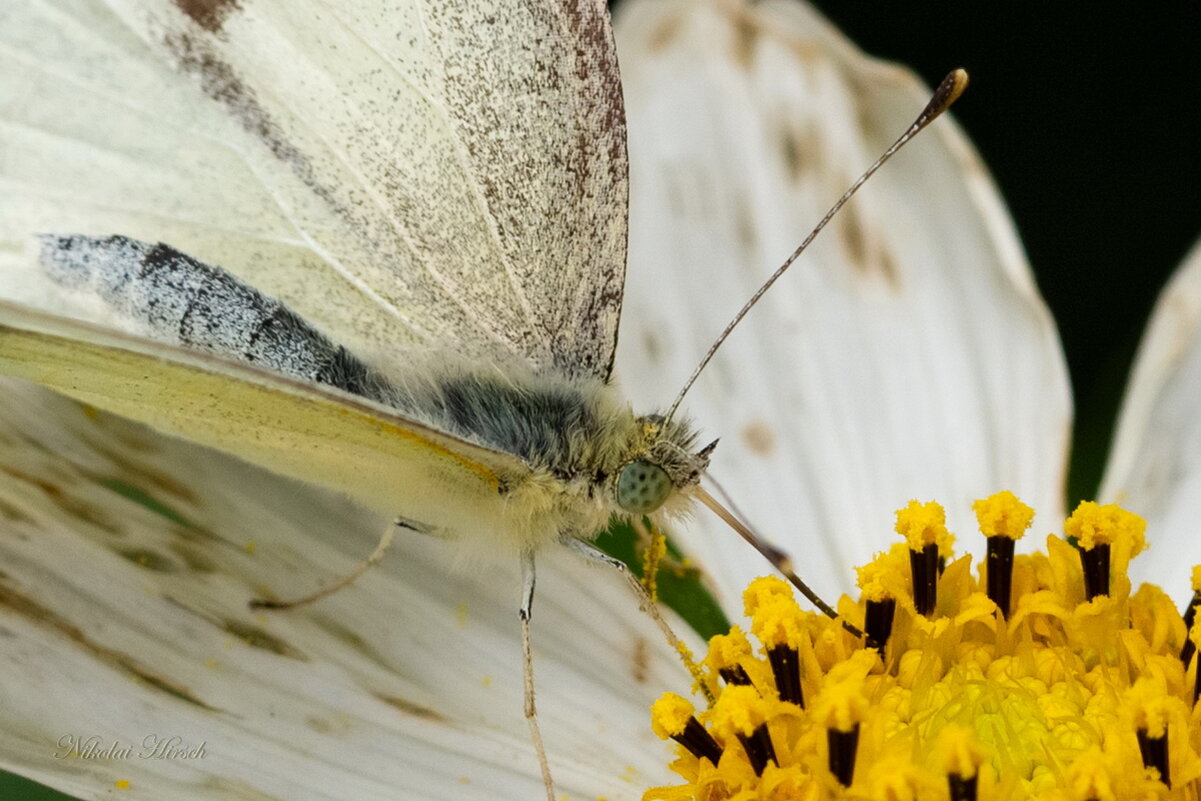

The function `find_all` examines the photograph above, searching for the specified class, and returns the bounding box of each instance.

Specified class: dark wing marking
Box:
[41,234,397,405]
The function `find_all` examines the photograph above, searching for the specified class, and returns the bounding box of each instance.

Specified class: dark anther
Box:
[910,543,939,616]
[767,644,803,707]
[865,597,897,651]
[948,773,978,801]
[827,725,859,787]
[671,717,723,766]
[1180,590,1199,665]
[718,665,752,686]
[1136,728,1171,788]
[1079,542,1111,601]
[738,723,778,777]
[986,535,1016,617]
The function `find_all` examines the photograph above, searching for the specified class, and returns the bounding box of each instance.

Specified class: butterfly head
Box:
[613,416,715,517]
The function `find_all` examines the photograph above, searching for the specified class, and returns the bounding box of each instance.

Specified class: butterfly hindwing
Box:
[0,299,533,537]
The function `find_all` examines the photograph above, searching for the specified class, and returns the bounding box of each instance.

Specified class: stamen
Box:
[826,726,859,787]
[711,685,777,776]
[972,491,1032,617]
[984,536,1014,616]
[895,500,952,616]
[938,727,983,801]
[706,628,754,687]
[1179,567,1201,665]
[1065,501,1147,601]
[948,772,977,801]
[743,723,777,777]
[644,495,1198,801]
[1079,542,1111,601]
[766,645,803,707]
[1129,677,1172,787]
[910,544,939,616]
[650,694,722,766]
[857,559,903,651]
[746,581,807,707]
[1136,729,1171,788]
[864,597,896,651]
[813,660,868,787]
[1193,627,1201,706]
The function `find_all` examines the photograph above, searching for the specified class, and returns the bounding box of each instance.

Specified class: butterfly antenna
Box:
[694,484,864,640]
[666,69,970,421]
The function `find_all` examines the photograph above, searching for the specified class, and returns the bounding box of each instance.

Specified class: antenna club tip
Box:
[932,69,970,116]
[947,68,970,103]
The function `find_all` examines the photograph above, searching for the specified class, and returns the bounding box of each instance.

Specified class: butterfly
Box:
[0,0,1035,799]
[0,1,716,798]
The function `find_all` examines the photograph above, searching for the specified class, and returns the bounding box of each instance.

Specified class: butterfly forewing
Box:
[0,0,627,380]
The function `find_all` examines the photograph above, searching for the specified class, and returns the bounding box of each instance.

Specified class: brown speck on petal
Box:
[740,420,777,457]
[172,0,240,34]
[375,694,445,722]
[632,636,649,684]
[173,0,242,34]
[839,204,900,289]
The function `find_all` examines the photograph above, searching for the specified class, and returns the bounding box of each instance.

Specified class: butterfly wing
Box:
[0,0,627,379]
[0,299,533,533]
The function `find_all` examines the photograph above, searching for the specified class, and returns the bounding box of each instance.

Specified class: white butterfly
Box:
[0,0,1069,799]
[0,1,720,796]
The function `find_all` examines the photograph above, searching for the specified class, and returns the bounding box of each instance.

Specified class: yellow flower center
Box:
[645,494,1201,800]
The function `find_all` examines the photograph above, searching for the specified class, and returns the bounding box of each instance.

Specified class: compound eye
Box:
[616,460,672,514]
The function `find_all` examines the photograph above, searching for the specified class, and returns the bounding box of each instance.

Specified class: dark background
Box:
[5,3,1201,800]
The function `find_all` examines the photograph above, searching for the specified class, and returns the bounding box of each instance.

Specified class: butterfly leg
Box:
[520,551,557,801]
[563,538,712,703]
[249,519,400,610]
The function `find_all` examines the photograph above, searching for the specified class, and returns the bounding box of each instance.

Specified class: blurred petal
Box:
[1100,237,1201,601]
[0,382,686,800]
[615,0,1072,607]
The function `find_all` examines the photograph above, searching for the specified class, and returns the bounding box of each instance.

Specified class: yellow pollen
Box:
[705,626,754,673]
[711,684,770,738]
[895,499,954,554]
[812,653,871,731]
[750,597,806,650]
[1126,676,1174,739]
[641,525,668,601]
[743,575,795,617]
[856,549,911,604]
[972,490,1034,540]
[651,693,696,740]
[1065,500,1146,552]
[1192,565,1201,592]
[642,495,1201,801]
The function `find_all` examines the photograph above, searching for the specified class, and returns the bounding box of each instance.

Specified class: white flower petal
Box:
[0,382,687,800]
[1100,237,1201,600]
[615,0,1072,607]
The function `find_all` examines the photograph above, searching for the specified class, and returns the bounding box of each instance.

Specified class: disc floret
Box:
[644,494,1201,800]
